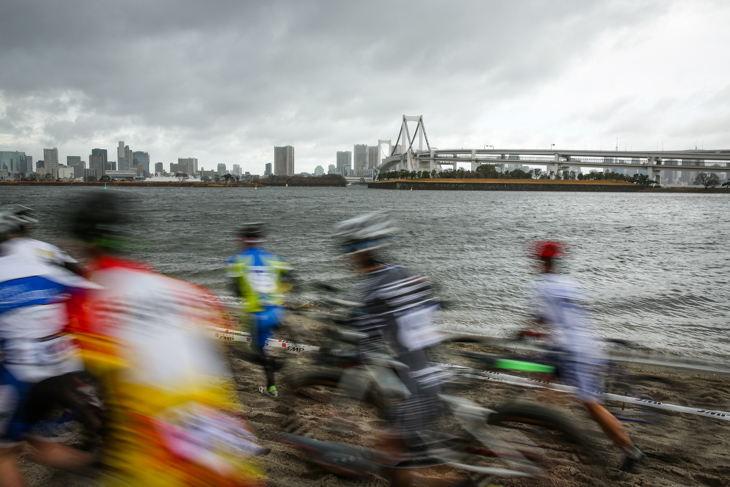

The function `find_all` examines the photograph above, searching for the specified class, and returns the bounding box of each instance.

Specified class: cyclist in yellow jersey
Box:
[227,223,292,397]
[69,192,267,486]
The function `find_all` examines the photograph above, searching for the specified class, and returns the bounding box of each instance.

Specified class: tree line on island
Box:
[376,164,727,189]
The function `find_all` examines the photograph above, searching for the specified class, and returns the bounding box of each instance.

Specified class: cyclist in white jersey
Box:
[0,205,81,273]
[525,240,645,470]
[0,240,98,486]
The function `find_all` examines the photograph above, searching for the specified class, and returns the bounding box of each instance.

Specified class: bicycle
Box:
[277,308,595,484]
[439,334,672,426]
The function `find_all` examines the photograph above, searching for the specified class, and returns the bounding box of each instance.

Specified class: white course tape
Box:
[206,326,322,353]
[452,366,730,421]
[206,326,730,421]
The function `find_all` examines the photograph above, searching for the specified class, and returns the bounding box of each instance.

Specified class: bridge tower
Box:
[391,115,431,171]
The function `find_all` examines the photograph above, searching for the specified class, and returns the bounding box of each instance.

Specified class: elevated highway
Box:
[376,116,730,183]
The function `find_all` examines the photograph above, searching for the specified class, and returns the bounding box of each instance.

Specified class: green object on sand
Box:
[493,358,554,373]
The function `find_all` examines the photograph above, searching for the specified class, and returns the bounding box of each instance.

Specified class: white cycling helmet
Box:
[0,204,37,237]
[333,212,399,254]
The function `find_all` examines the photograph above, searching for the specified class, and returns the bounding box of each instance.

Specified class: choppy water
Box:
[4,185,729,359]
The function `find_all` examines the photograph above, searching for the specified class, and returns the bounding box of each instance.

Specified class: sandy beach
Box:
[20,314,730,486]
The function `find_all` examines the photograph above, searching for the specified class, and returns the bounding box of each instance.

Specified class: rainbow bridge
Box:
[376,115,730,183]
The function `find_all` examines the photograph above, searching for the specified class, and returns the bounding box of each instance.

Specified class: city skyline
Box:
[2,1,730,174]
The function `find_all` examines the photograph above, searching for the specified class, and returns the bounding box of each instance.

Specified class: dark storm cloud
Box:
[0,0,688,169]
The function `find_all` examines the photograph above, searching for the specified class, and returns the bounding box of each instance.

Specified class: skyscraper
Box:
[44,147,59,180]
[133,151,150,178]
[90,148,107,178]
[353,144,367,176]
[265,163,272,176]
[367,146,380,170]
[177,158,198,175]
[274,146,294,176]
[154,162,164,175]
[232,164,241,176]
[336,151,351,176]
[217,163,227,175]
[0,152,27,176]
[117,141,127,170]
[67,156,85,179]
[314,165,324,176]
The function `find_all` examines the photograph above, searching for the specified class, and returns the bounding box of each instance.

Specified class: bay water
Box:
[4,185,729,360]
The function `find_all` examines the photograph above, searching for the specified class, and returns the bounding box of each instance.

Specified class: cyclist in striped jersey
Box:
[335,212,467,487]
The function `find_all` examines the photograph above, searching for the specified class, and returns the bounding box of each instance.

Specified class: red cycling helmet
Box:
[528,240,568,260]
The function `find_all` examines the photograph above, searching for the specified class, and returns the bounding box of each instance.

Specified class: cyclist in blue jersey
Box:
[227,223,292,397]
[0,228,99,486]
[525,240,645,471]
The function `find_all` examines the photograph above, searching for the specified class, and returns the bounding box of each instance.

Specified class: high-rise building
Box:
[154,162,164,175]
[114,142,134,171]
[0,151,27,176]
[274,146,294,176]
[67,156,85,178]
[44,147,59,179]
[177,158,198,176]
[90,148,107,177]
[232,164,241,176]
[36,160,44,169]
[353,144,367,176]
[328,164,336,175]
[217,163,227,175]
[133,151,150,178]
[336,151,351,176]
[117,142,127,170]
[367,146,380,170]
[314,165,324,176]
[84,168,98,182]
[265,163,272,176]
[25,155,32,174]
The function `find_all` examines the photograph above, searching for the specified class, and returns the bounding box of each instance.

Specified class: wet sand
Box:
[21,314,730,486]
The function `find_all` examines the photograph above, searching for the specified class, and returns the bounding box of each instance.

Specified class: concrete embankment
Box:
[0,181,345,188]
[369,178,645,191]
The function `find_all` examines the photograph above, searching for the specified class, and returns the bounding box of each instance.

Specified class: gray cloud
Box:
[1,0,720,171]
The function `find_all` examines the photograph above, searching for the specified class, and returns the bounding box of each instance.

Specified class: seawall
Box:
[0,181,345,188]
[369,179,645,191]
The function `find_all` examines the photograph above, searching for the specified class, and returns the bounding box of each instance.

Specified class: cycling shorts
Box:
[0,367,81,445]
[250,307,284,349]
[558,357,605,403]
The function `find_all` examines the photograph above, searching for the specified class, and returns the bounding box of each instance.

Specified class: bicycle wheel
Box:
[485,401,603,481]
[282,369,386,444]
[602,362,670,425]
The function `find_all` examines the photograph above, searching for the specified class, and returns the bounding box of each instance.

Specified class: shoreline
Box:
[0,181,345,188]
[3,180,727,192]
[369,178,730,192]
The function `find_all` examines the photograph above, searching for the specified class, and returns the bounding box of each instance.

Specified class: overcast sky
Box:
[1,0,729,174]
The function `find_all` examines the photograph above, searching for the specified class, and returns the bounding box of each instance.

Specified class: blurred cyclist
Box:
[0,214,98,486]
[334,212,469,487]
[227,223,292,398]
[524,240,645,470]
[0,204,81,274]
[69,192,266,486]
